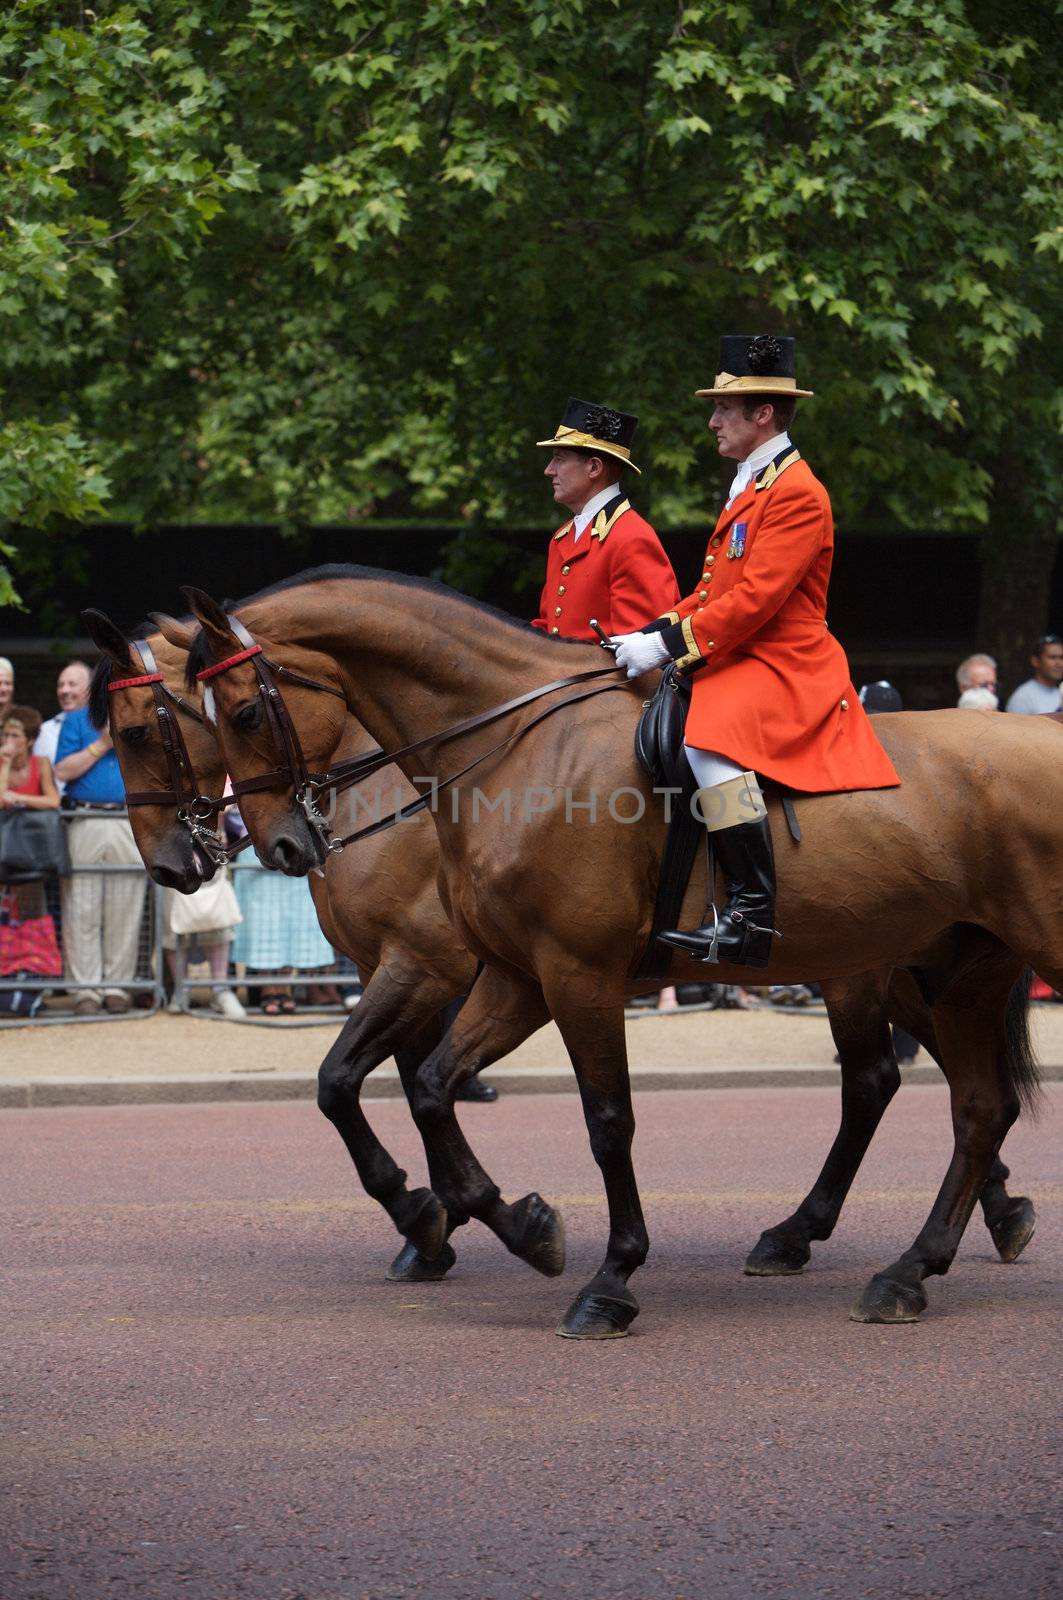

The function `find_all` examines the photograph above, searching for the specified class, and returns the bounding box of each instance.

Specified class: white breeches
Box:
[683,745,745,789]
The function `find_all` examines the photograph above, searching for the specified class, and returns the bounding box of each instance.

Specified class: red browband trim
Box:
[196,644,263,682]
[108,673,165,692]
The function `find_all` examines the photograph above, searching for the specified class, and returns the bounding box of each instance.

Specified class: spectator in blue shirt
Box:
[54,701,146,1015]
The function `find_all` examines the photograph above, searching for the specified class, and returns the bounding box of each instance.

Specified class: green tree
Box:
[1,0,1059,677]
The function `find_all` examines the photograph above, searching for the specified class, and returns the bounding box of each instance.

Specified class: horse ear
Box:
[180,586,236,645]
[82,609,134,669]
[150,613,197,652]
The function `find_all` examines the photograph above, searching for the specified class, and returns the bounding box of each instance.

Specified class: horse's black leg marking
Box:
[746,992,899,1275]
[385,1020,459,1282]
[852,964,1031,1324]
[887,967,1036,1262]
[411,968,562,1276]
[551,998,648,1340]
[316,968,449,1264]
[975,1156,1037,1263]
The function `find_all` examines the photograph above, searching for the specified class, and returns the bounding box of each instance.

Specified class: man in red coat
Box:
[532,398,678,640]
[611,335,900,969]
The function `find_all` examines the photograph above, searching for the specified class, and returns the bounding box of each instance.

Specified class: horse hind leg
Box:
[746,972,900,1276]
[889,965,1038,1264]
[852,961,1037,1325]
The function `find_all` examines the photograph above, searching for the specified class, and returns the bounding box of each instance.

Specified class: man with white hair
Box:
[955,652,997,697]
[0,656,13,713]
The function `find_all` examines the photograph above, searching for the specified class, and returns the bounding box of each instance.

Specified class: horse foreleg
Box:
[745,972,901,1276]
[316,960,458,1269]
[549,987,648,1341]
[851,962,1030,1325]
[411,966,565,1277]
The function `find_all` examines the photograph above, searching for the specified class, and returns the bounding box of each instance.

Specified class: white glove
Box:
[611,631,672,679]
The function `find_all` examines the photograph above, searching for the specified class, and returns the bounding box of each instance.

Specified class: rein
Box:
[197,619,628,857]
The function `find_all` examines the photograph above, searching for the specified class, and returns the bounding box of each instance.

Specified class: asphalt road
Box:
[3,1086,1060,1600]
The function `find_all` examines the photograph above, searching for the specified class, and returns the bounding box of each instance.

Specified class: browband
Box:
[107,672,165,692]
[196,644,263,681]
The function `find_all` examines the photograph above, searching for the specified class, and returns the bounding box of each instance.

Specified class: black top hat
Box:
[537,398,640,474]
[695,334,813,399]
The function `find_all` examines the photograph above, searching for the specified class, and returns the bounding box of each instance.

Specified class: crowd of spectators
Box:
[1,634,1060,1022]
[0,655,351,1019]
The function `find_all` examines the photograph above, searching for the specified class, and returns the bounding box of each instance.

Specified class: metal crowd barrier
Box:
[167,856,359,1026]
[0,806,165,1027]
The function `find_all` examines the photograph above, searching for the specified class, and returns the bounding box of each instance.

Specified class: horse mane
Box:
[183,563,587,690]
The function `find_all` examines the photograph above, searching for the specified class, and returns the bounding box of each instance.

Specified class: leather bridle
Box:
[107,638,234,871]
[196,617,630,859]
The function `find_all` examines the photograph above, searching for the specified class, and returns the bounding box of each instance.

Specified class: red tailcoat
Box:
[653,448,899,794]
[532,494,679,641]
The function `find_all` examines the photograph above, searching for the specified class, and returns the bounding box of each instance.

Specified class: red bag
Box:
[0,891,62,978]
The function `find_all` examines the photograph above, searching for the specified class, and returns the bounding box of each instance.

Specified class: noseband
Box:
[107,639,232,870]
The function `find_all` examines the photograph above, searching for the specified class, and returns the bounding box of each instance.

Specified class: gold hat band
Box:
[535,426,640,473]
[537,426,632,459]
[694,371,814,398]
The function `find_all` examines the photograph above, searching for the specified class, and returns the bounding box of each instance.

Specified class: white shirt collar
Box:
[571,482,621,541]
[726,431,792,508]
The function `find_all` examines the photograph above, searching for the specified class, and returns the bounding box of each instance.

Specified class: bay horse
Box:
[88,610,1032,1292]
[84,610,475,1281]
[177,568,1048,1339]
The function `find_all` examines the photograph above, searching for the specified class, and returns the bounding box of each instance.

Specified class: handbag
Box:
[0,888,62,981]
[168,868,243,936]
[0,809,71,882]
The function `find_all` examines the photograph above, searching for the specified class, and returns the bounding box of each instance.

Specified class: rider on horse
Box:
[612,334,900,970]
[533,397,679,639]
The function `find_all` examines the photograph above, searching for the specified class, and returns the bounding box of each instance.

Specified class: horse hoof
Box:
[556,1291,638,1340]
[399,1187,449,1263]
[744,1230,810,1276]
[509,1192,566,1277]
[386,1241,457,1283]
[989,1196,1036,1263]
[850,1273,928,1324]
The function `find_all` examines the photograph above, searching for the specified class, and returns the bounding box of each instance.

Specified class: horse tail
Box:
[1004,969,1043,1119]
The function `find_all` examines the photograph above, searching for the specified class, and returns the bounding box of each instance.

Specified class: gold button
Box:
[550,626,559,635]
[561,565,570,575]
[708,641,716,650]
[698,590,708,601]
[840,698,849,710]
[557,585,566,595]
[554,606,562,616]
[706,555,715,565]
[711,538,722,549]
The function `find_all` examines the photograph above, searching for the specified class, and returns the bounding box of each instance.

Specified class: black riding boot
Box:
[657,813,778,969]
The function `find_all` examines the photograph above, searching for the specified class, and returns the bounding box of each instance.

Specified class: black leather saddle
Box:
[634,663,692,791]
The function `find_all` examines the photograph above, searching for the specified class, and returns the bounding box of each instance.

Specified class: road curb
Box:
[4,1060,1062,1109]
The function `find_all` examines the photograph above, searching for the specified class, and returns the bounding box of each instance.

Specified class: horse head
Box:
[182,585,347,877]
[83,607,225,892]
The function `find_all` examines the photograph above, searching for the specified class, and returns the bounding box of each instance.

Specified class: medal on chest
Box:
[727,520,747,560]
